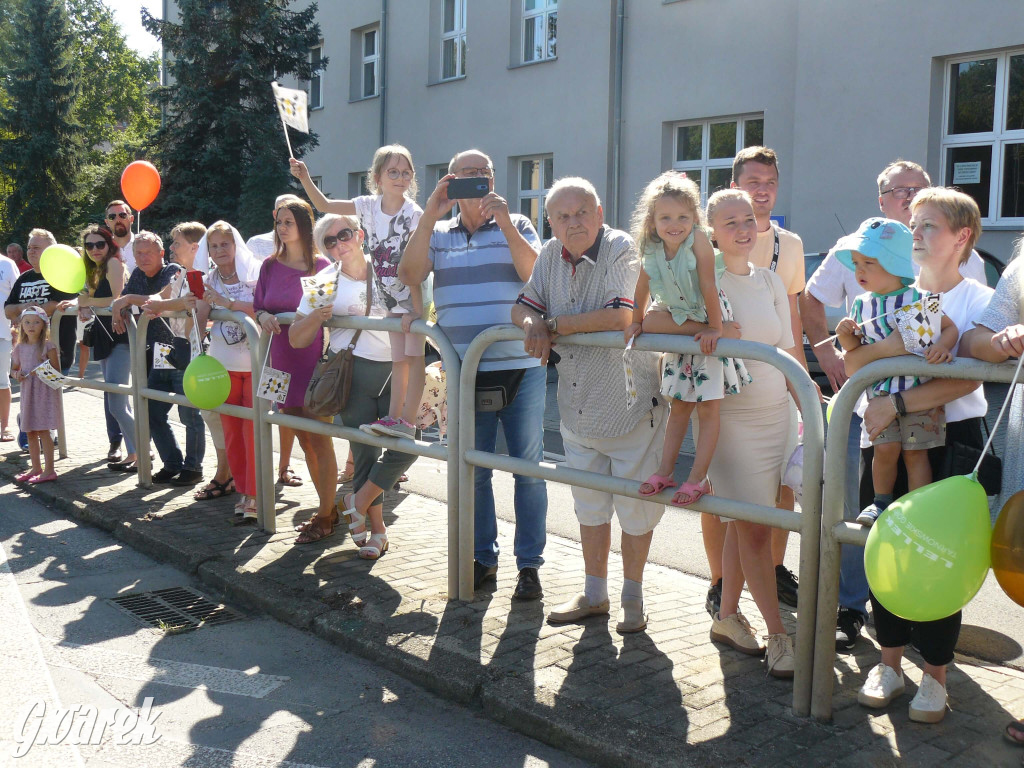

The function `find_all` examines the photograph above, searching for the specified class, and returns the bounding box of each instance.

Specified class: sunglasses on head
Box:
[84,240,107,250]
[105,211,130,220]
[323,229,356,249]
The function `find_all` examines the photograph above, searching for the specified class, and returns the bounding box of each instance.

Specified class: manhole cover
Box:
[108,586,243,633]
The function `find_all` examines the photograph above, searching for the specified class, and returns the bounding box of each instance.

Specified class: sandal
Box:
[277,467,304,487]
[15,470,39,482]
[639,473,677,496]
[233,498,247,517]
[359,532,389,560]
[671,478,712,508]
[0,430,14,442]
[1005,719,1024,746]
[294,512,338,545]
[339,493,369,545]
[29,472,57,484]
[195,477,234,501]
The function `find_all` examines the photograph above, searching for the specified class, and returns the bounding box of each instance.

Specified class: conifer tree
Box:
[142,0,324,237]
[0,0,84,243]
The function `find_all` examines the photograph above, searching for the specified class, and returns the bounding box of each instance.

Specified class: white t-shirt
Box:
[296,265,391,362]
[245,231,276,260]
[0,255,18,341]
[352,195,423,314]
[939,277,993,423]
[206,273,257,372]
[118,235,136,275]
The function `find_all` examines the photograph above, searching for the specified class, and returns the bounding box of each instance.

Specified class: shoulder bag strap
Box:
[769,227,780,273]
[345,257,372,353]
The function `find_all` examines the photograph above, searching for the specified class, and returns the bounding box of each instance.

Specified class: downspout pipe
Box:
[610,0,625,227]
[379,0,388,145]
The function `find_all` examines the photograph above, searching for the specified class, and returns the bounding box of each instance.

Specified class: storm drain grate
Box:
[107,586,244,633]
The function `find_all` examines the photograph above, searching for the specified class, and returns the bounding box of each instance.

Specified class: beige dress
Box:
[708,265,794,507]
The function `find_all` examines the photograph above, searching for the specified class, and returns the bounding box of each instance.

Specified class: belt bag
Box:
[304,260,372,417]
[475,368,526,412]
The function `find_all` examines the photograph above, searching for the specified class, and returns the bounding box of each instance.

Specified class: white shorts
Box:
[560,403,668,536]
[0,339,10,390]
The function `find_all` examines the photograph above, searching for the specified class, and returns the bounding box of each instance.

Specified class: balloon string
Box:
[259,338,272,379]
[974,352,1024,477]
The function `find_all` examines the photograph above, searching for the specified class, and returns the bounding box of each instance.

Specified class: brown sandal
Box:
[277,467,304,487]
[294,511,338,545]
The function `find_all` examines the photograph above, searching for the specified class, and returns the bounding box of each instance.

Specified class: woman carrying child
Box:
[291,145,425,439]
[12,307,61,483]
[626,171,750,507]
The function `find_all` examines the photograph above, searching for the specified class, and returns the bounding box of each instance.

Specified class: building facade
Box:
[164,0,1024,259]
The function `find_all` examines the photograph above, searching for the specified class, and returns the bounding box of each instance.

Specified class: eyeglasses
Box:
[455,166,493,178]
[323,229,356,249]
[881,186,925,201]
[83,240,107,250]
[105,211,130,221]
[385,169,414,181]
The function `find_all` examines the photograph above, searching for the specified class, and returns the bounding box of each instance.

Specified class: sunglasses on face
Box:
[323,229,356,249]
[106,211,130,221]
[84,240,107,250]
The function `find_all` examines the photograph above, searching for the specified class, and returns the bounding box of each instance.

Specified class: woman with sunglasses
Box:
[76,224,138,471]
[290,214,415,556]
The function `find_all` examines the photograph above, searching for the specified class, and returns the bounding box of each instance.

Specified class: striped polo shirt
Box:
[850,285,927,396]
[428,213,542,372]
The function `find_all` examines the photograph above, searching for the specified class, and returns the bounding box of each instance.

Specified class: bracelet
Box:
[889,391,907,417]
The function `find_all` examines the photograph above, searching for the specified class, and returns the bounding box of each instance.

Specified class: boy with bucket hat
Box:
[834,217,958,527]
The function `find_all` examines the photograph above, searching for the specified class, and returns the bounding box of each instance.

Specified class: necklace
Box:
[218,268,238,281]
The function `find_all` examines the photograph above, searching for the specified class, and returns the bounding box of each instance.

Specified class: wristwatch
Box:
[545,316,558,334]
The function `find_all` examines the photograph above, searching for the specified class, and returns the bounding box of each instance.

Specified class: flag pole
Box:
[278,110,295,160]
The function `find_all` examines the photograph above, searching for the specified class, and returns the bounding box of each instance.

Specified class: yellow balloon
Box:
[39,244,86,294]
[992,491,1024,607]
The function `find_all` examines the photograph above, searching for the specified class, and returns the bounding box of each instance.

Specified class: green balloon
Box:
[183,354,231,410]
[39,244,86,294]
[826,398,835,425]
[864,475,991,622]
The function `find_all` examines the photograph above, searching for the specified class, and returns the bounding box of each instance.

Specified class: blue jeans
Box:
[99,344,135,455]
[147,367,205,472]
[838,413,869,615]
[474,365,548,570]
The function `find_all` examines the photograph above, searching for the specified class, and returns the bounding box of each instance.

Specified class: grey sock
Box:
[584,575,608,606]
[621,578,643,603]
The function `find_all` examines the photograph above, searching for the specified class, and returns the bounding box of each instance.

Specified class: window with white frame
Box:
[428,164,455,219]
[941,49,1024,224]
[671,115,764,202]
[349,172,370,198]
[361,28,379,98]
[311,176,323,191]
[309,44,323,109]
[441,0,466,80]
[517,155,553,240]
[522,0,556,64]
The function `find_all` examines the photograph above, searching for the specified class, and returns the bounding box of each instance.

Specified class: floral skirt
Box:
[660,290,752,403]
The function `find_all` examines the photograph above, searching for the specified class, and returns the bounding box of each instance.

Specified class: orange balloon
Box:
[992,491,1024,607]
[120,161,161,210]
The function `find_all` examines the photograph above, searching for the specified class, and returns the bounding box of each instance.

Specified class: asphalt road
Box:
[0,490,594,768]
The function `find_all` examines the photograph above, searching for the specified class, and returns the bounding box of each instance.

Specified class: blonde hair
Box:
[630,172,701,254]
[911,187,982,264]
[206,220,234,240]
[313,213,361,257]
[367,144,417,201]
[170,221,206,244]
[706,188,754,225]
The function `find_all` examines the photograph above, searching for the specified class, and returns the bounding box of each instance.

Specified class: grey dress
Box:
[977,257,1024,509]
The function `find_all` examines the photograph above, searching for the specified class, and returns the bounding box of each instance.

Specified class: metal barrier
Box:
[810,355,1020,721]
[458,325,825,716]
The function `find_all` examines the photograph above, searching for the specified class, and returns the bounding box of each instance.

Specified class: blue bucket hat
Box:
[834,217,914,285]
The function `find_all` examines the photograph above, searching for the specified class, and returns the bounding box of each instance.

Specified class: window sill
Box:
[427,74,467,87]
[348,94,380,104]
[310,105,324,112]
[981,222,1024,231]
[508,56,557,71]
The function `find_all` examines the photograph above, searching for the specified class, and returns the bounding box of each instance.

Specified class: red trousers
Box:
[222,371,255,496]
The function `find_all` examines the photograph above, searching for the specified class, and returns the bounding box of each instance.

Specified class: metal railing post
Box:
[254,329,277,532]
[133,313,153,486]
[52,308,69,459]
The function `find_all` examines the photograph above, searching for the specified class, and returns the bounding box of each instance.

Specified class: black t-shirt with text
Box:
[5,269,79,371]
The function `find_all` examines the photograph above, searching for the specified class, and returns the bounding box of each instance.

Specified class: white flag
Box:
[271,81,309,134]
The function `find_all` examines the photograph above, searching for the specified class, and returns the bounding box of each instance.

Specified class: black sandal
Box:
[194,477,234,501]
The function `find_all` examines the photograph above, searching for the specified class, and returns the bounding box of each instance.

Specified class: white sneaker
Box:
[857,663,906,708]
[766,633,795,679]
[908,673,948,723]
[710,612,765,656]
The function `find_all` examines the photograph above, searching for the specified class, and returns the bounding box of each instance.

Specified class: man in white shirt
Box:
[105,199,136,274]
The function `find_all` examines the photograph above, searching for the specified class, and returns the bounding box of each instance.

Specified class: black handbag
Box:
[81,321,96,348]
[944,420,1002,496]
[475,368,526,412]
[166,336,195,371]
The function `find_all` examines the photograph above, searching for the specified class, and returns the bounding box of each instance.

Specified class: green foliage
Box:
[0,0,84,243]
[142,0,325,238]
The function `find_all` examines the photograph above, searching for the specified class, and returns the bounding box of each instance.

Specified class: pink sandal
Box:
[15,470,39,482]
[29,472,57,484]
[639,473,677,497]
[671,479,712,508]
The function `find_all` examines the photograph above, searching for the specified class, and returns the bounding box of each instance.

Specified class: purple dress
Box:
[253,256,330,409]
[14,341,60,431]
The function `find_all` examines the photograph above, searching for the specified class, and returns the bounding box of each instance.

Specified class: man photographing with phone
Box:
[399,149,549,602]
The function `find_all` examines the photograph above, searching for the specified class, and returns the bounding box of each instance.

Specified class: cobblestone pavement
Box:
[3,387,1024,767]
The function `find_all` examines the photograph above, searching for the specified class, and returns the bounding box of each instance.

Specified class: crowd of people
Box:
[3,144,1024,732]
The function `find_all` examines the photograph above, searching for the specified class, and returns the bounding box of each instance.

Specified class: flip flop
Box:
[639,473,677,497]
[671,479,712,508]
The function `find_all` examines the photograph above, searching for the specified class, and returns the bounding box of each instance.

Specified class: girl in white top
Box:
[291,145,425,440]
[186,222,261,520]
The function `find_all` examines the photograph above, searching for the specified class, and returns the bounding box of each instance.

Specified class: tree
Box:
[0,0,84,244]
[142,0,325,237]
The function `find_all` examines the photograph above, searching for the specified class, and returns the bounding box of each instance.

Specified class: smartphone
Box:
[447,177,490,200]
[185,270,205,300]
